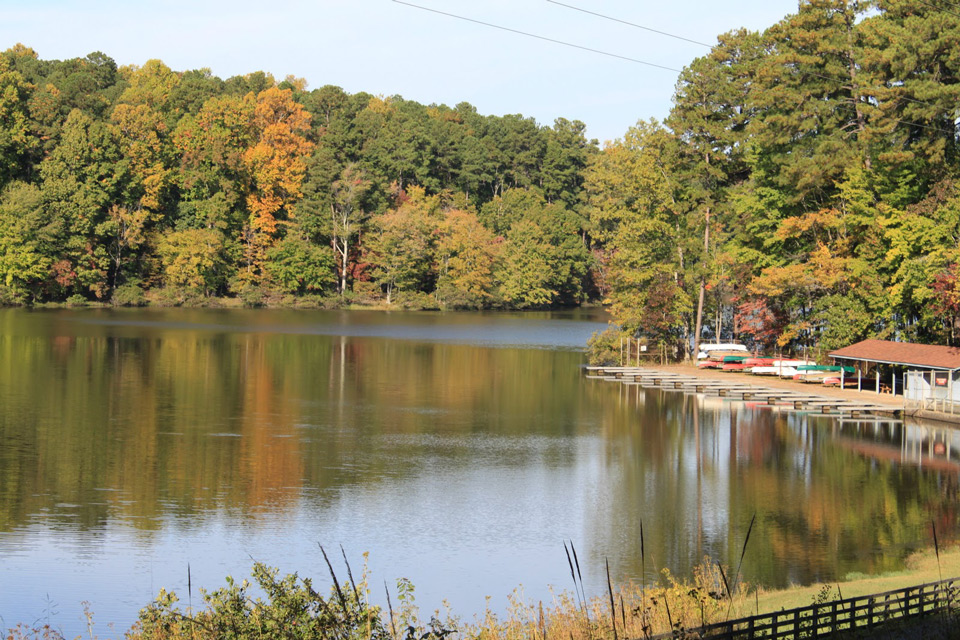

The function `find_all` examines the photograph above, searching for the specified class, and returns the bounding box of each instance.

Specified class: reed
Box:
[319,543,348,612]
[726,512,756,619]
[933,520,943,584]
[46,533,960,640]
[604,558,618,640]
[385,580,398,639]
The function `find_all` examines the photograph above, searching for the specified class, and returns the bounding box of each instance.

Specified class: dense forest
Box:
[0,44,597,311]
[1,0,960,356]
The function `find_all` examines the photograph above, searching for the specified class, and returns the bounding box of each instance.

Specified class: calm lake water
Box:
[0,308,957,636]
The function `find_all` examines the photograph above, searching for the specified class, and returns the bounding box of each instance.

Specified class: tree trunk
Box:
[693,207,710,361]
[340,237,349,294]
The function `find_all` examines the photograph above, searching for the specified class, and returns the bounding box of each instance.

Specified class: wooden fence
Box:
[646,578,958,639]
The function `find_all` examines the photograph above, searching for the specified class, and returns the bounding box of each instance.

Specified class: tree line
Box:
[594,0,960,358]
[0,44,595,309]
[3,0,960,356]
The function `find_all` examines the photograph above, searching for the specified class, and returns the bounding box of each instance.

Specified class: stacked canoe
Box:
[697,356,857,385]
[793,365,856,384]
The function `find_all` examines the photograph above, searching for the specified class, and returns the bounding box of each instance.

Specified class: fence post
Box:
[868,597,874,630]
[771,611,778,639]
[832,600,838,634]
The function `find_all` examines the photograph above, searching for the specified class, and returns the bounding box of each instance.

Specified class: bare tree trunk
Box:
[339,235,348,294]
[693,207,710,360]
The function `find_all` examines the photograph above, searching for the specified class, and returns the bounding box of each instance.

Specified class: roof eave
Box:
[830,353,960,371]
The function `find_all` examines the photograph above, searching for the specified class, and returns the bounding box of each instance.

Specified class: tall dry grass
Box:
[459,559,743,640]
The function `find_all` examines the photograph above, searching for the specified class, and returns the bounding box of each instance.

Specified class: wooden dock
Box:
[585,366,902,418]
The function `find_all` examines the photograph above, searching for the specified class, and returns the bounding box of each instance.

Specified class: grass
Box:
[750,545,960,614]
[5,546,959,639]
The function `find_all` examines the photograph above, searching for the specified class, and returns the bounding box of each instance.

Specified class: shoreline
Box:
[8,546,953,638]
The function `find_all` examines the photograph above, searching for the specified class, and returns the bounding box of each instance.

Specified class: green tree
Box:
[264,235,336,295]
[0,56,36,189]
[329,164,374,294]
[172,93,255,232]
[541,117,592,209]
[156,228,231,295]
[366,186,437,303]
[668,28,759,357]
[496,219,555,308]
[0,181,49,301]
[39,109,124,299]
[435,208,500,308]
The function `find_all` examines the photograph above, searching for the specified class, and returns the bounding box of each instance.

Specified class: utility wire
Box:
[914,0,960,20]
[546,0,957,136]
[780,66,942,110]
[563,0,948,123]
[919,0,960,11]
[393,0,955,136]
[545,0,713,48]
[391,0,681,72]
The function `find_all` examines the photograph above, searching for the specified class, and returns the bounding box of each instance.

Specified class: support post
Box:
[950,370,955,414]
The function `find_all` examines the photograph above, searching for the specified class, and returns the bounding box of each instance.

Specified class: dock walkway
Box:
[585,365,902,418]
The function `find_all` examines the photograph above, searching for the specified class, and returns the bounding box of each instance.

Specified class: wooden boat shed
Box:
[829,339,960,408]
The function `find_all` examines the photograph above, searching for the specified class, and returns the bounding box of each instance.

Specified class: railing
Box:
[905,397,960,416]
[904,371,960,415]
[646,578,957,640]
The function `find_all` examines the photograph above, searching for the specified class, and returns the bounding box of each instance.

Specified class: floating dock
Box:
[585,366,902,418]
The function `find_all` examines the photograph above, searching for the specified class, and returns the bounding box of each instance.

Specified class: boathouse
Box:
[829,339,960,411]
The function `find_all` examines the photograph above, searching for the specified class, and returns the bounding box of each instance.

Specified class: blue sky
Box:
[2,0,800,143]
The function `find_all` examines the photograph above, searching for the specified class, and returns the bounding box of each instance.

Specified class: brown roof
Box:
[829,339,960,370]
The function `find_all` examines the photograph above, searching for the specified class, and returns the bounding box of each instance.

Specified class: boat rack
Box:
[585,366,902,418]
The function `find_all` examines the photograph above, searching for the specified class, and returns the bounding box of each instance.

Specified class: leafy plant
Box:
[128,553,456,640]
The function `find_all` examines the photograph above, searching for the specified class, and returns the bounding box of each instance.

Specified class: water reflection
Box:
[0,308,957,636]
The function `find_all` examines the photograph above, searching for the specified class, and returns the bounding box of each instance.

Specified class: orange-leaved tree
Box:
[241,86,314,285]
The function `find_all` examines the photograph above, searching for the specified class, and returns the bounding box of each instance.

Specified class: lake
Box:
[0,308,956,637]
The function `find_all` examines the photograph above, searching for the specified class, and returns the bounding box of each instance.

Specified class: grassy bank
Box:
[750,546,960,614]
[7,547,957,640]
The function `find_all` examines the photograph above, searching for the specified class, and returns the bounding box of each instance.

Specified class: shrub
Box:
[392,290,440,310]
[112,283,146,307]
[586,327,624,366]
[146,287,205,308]
[0,285,27,306]
[128,560,455,640]
[238,286,265,308]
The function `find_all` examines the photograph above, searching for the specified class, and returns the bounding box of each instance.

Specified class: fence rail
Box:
[647,578,958,640]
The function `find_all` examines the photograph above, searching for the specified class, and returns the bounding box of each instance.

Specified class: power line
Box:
[914,0,960,20]
[565,0,948,116]
[545,0,713,48]
[393,0,956,137]
[778,66,941,110]
[920,0,960,11]
[775,68,955,135]
[391,0,681,72]
[893,118,958,136]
